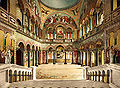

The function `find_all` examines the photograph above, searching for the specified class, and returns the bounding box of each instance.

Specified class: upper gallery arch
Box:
[43,12,78,30]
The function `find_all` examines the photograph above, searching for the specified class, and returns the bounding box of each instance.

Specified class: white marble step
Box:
[8,80,109,88]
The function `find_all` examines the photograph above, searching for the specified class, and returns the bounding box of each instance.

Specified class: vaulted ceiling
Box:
[39,0,81,10]
[38,0,85,29]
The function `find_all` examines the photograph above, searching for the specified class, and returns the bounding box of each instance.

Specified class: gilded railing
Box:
[0,7,16,28]
[104,6,120,24]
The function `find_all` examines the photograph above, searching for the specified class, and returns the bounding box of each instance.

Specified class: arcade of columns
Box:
[0,0,120,68]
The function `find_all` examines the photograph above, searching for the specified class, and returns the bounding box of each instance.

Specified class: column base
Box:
[64,63,67,64]
[35,65,38,67]
[53,63,56,64]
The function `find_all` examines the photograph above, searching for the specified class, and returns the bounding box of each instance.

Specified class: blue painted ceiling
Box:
[40,0,80,10]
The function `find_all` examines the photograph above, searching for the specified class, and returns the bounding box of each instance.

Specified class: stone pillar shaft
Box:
[72,51,74,64]
[41,50,42,64]
[64,51,67,64]
[53,51,55,64]
[32,51,35,66]
[46,51,48,64]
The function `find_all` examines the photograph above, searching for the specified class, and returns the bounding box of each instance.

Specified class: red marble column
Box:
[70,32,72,39]
[74,50,78,64]
[42,51,46,64]
[66,32,68,39]
[10,39,12,47]
[49,32,51,39]
[77,30,80,38]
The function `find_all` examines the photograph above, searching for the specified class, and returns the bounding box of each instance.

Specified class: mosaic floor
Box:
[36,64,83,80]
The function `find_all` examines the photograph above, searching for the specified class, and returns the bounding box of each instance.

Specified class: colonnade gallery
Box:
[0,0,120,88]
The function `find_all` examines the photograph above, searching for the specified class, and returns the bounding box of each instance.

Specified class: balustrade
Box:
[0,7,16,28]
[1,64,33,83]
[8,70,33,83]
[87,64,113,84]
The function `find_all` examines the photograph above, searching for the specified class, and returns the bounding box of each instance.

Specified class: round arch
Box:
[65,45,73,50]
[46,45,55,50]
[16,42,24,66]
[41,11,78,29]
[55,44,66,49]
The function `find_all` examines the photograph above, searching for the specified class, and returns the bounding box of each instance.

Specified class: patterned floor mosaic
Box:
[36,64,83,80]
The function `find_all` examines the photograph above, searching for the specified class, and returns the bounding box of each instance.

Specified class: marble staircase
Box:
[8,79,109,88]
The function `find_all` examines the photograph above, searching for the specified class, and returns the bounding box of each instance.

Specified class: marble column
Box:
[51,33,53,39]
[27,49,30,67]
[82,26,84,36]
[38,51,40,65]
[35,50,38,66]
[47,32,49,39]
[83,52,86,65]
[46,51,48,64]
[87,51,89,66]
[80,29,82,38]
[68,52,69,60]
[80,51,81,65]
[33,23,35,35]
[104,27,107,64]
[55,33,56,39]
[97,50,99,66]
[64,51,67,64]
[53,31,55,39]
[72,51,74,64]
[78,51,80,64]
[64,32,66,39]
[95,49,98,66]
[85,52,87,66]
[41,50,42,64]
[89,51,91,67]
[90,16,93,30]
[68,32,69,39]
[96,12,98,25]
[32,50,35,66]
[35,26,38,36]
[82,52,83,65]
[92,51,95,67]
[72,32,74,39]
[102,50,104,65]
[28,16,31,33]
[22,11,25,32]
[53,51,55,64]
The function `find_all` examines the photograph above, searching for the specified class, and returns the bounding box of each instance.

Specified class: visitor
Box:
[116,50,120,63]
[10,47,14,64]
[110,46,114,64]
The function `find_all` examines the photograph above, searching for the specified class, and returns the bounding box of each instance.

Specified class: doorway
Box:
[16,42,24,66]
